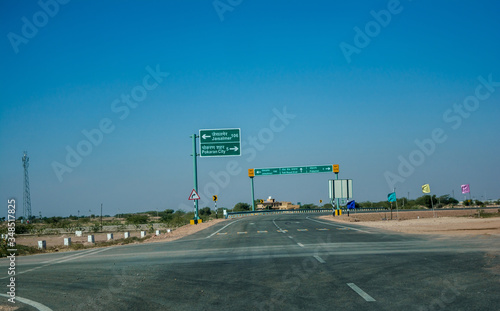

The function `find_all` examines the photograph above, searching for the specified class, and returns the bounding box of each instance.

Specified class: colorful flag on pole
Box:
[387,192,396,202]
[347,200,356,209]
[461,184,470,194]
[422,184,430,193]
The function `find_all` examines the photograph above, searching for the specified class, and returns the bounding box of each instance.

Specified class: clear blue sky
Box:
[1,0,499,218]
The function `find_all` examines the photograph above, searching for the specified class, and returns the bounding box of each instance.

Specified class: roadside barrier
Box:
[226,207,391,218]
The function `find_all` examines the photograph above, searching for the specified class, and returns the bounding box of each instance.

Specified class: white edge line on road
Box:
[53,248,110,264]
[313,255,325,263]
[306,217,372,233]
[40,248,100,264]
[347,283,376,302]
[272,218,285,233]
[206,218,243,238]
[0,293,53,311]
[0,248,111,280]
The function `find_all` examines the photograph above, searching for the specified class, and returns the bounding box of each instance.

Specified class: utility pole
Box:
[395,188,399,219]
[100,203,103,231]
[22,151,32,223]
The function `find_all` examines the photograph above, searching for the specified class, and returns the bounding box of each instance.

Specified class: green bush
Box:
[90,223,101,233]
[125,214,149,225]
[15,223,33,234]
[233,202,251,211]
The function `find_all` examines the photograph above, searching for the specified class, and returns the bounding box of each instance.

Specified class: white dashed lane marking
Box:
[314,255,326,263]
[347,283,376,302]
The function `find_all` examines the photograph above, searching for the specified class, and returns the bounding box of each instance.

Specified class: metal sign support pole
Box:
[251,177,255,211]
[335,172,340,211]
[191,134,199,221]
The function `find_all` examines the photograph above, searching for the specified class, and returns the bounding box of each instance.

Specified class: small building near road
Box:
[256,196,299,210]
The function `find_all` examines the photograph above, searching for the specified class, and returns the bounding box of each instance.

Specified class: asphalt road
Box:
[1,213,499,310]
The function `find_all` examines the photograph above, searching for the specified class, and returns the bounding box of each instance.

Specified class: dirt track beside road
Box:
[319,209,500,236]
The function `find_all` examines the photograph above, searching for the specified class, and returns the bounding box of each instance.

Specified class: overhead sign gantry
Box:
[248,164,340,211]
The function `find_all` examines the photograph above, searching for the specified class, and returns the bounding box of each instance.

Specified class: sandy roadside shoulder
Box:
[318,212,500,237]
[13,218,230,250]
[145,218,228,243]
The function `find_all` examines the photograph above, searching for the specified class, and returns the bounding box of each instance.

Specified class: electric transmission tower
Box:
[22,151,32,222]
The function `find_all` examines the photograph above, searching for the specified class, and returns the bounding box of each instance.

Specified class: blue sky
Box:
[1,0,499,218]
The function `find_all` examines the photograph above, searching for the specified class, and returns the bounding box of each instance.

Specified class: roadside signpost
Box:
[213,195,218,218]
[190,129,241,224]
[188,189,201,200]
[188,189,201,224]
[329,179,353,212]
[199,128,241,157]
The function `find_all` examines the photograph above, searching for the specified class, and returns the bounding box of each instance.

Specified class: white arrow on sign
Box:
[229,146,239,152]
[202,134,211,139]
[188,189,201,200]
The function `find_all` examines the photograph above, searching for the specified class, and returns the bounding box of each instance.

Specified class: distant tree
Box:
[199,207,212,216]
[301,204,317,210]
[161,213,173,222]
[358,201,373,208]
[438,195,459,206]
[233,202,251,211]
[43,216,64,225]
[415,195,437,209]
[126,214,149,225]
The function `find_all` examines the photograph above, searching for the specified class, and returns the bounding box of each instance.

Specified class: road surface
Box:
[1,213,499,310]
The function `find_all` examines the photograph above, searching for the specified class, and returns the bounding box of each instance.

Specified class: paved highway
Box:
[1,213,499,310]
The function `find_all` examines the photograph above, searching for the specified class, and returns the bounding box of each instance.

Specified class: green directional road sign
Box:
[199,128,241,157]
[254,165,334,176]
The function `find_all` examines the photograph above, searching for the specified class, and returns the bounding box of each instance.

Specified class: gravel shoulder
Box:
[13,218,229,250]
